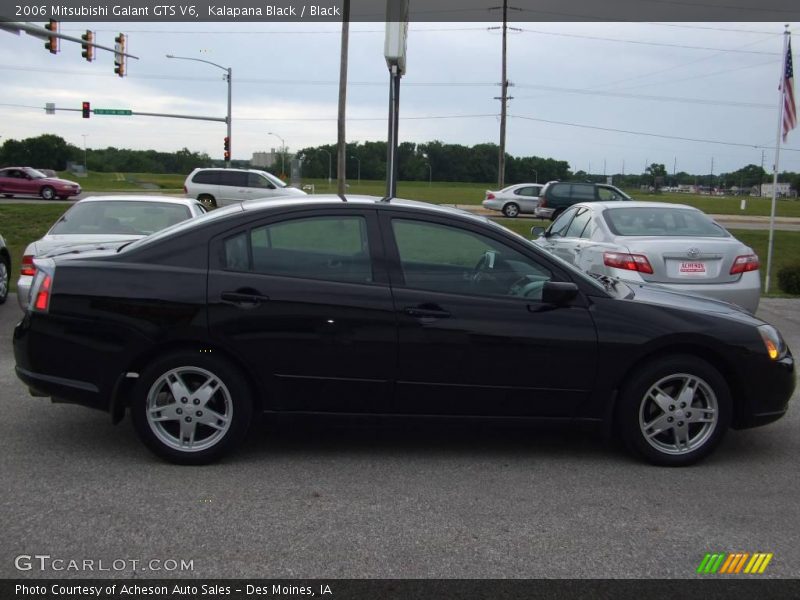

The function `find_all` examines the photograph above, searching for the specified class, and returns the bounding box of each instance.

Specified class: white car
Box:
[17,195,206,309]
[184,168,306,208]
[531,201,761,313]
[481,183,544,217]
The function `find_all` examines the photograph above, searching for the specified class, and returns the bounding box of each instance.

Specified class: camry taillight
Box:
[20,254,36,277]
[604,251,654,274]
[29,259,55,313]
[486,193,495,200]
[730,254,759,274]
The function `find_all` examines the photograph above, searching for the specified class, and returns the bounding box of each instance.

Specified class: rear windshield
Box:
[603,206,729,237]
[51,201,192,236]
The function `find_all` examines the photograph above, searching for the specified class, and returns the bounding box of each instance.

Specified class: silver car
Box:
[17,195,206,309]
[531,201,761,313]
[482,183,544,217]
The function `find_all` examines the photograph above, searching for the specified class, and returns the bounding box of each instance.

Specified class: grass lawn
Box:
[57,171,184,192]
[2,201,798,296]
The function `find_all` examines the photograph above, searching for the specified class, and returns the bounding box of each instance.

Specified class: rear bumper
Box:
[535,207,555,219]
[608,270,761,313]
[16,274,31,310]
[482,199,503,211]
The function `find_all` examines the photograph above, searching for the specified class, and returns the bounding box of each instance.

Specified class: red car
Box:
[0,167,81,200]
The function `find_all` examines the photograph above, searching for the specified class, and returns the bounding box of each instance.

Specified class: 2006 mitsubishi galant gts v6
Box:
[14,196,795,466]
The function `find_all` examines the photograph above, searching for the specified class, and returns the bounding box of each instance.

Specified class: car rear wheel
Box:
[198,194,217,209]
[502,202,520,218]
[0,259,8,304]
[131,352,253,464]
[40,186,55,200]
[617,355,731,466]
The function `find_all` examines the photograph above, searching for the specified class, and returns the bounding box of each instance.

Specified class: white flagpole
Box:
[765,25,791,294]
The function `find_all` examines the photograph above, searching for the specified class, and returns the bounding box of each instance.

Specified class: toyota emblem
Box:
[687,247,701,259]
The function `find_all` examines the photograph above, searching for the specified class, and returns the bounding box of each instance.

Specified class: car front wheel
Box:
[131,352,253,464]
[617,355,731,466]
[40,186,55,200]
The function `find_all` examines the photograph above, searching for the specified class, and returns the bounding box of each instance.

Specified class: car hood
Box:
[623,279,762,326]
[32,235,143,257]
[41,177,80,187]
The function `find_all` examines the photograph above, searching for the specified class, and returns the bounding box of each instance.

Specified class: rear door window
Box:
[218,171,247,187]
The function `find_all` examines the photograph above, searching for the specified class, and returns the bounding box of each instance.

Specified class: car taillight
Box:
[21,254,36,277]
[603,251,654,274]
[539,196,547,207]
[29,259,55,313]
[730,254,759,274]
[487,193,495,200]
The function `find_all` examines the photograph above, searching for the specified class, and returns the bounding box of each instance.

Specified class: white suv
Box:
[184,168,306,208]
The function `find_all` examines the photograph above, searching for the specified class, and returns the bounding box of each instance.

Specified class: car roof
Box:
[74,195,201,206]
[241,194,490,223]
[579,201,698,211]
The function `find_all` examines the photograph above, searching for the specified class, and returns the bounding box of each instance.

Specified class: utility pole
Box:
[337,0,350,198]
[710,156,714,190]
[496,0,509,189]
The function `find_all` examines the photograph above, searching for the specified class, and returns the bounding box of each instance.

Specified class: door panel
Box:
[382,213,597,417]
[207,210,396,413]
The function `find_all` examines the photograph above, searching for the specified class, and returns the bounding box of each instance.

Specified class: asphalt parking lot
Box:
[0,296,798,579]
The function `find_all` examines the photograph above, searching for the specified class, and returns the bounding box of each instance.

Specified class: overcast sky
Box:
[1,20,799,177]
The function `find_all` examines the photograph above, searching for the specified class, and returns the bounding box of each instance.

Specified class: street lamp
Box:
[426,162,432,186]
[268,132,286,176]
[81,134,88,173]
[166,54,232,168]
[350,155,361,185]
[320,148,332,187]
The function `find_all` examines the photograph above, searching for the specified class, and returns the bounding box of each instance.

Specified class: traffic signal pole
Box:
[47,104,226,124]
[226,67,232,168]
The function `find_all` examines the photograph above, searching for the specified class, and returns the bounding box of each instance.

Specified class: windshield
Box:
[256,170,287,188]
[51,201,192,236]
[604,206,729,238]
[24,168,47,179]
[123,203,245,252]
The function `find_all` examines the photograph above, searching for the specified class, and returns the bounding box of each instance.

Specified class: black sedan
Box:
[13,196,795,465]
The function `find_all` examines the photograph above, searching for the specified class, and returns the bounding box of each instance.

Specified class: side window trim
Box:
[212,208,389,285]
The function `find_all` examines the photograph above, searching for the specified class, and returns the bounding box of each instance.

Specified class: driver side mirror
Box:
[530,226,547,238]
[541,281,579,306]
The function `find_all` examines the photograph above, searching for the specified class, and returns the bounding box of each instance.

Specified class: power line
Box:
[238,113,499,122]
[515,27,780,55]
[513,85,773,109]
[509,113,800,152]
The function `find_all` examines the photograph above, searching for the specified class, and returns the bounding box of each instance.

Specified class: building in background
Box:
[760,182,795,198]
[251,149,280,169]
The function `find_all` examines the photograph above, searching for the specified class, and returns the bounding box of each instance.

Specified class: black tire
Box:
[3,194,12,198]
[198,194,217,209]
[0,258,8,304]
[131,351,253,464]
[502,202,520,218]
[616,355,731,466]
[40,186,55,200]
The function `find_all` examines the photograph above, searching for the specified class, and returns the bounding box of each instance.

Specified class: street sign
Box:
[93,109,132,115]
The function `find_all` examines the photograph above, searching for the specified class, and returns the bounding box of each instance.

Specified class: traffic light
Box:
[223,137,230,161]
[44,20,58,54]
[114,33,126,77]
[82,101,91,119]
[81,30,94,62]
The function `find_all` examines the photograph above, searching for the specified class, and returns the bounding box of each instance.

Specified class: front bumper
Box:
[734,353,795,429]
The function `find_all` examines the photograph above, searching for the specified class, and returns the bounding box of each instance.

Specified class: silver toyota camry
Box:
[531,201,761,313]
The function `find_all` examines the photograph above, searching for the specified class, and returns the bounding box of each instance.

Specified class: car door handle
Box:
[403,306,451,319]
[220,291,270,306]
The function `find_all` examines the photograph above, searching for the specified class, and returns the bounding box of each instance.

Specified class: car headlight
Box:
[757,324,788,360]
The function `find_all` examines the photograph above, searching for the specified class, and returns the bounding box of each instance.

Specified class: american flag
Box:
[783,38,796,142]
